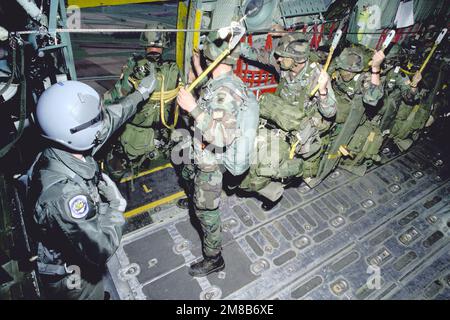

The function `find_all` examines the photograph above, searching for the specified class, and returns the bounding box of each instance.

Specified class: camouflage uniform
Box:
[332,47,384,115]
[103,24,180,176]
[188,70,245,257]
[239,128,303,202]
[30,90,146,299]
[239,35,337,199]
[381,57,428,151]
[330,46,385,176]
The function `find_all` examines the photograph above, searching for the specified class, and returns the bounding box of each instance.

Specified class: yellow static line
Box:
[176,1,188,72]
[124,190,186,219]
[120,163,173,183]
[67,0,169,8]
[192,9,202,51]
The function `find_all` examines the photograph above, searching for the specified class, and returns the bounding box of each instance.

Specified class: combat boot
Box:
[176,198,190,209]
[188,254,225,277]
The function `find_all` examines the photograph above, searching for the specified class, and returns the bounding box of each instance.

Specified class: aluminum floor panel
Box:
[107,142,450,300]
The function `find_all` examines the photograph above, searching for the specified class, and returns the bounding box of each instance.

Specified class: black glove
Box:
[137,64,157,100]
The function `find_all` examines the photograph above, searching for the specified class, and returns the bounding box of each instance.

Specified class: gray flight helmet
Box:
[36,81,104,151]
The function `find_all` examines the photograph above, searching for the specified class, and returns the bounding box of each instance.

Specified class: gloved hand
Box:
[137,64,157,100]
[37,13,48,27]
[98,173,127,212]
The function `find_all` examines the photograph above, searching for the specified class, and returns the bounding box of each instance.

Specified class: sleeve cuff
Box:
[190,105,203,119]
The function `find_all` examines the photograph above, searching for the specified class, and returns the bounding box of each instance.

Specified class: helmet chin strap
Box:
[92,130,103,147]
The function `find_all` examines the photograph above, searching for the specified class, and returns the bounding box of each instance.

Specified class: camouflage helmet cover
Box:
[203,31,241,65]
[335,47,365,72]
[274,34,310,63]
[140,22,169,48]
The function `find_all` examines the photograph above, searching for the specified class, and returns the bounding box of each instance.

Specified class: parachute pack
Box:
[206,77,260,176]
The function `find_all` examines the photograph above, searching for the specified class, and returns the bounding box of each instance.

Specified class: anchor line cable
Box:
[13,27,425,36]
[15,28,220,35]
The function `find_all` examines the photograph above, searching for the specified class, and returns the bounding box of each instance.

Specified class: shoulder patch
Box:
[68,195,89,219]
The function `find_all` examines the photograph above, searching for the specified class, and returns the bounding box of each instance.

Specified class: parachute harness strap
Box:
[289,138,300,160]
[327,145,351,159]
[0,37,17,97]
[399,68,415,76]
[0,37,27,159]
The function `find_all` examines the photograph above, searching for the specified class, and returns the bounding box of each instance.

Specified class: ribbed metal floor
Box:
[107,140,450,300]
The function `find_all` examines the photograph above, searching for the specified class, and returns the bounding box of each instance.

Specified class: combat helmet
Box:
[274,34,310,63]
[203,31,241,65]
[334,46,365,72]
[139,22,169,48]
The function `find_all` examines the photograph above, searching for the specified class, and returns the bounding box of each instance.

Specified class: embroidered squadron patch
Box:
[68,195,89,219]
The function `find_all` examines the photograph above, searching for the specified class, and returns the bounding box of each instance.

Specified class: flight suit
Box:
[186,71,244,258]
[30,91,144,299]
[239,44,337,198]
[104,55,180,172]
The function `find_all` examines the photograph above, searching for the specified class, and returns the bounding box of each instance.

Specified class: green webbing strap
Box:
[0,41,15,97]
[0,39,27,158]
[354,132,372,165]
[397,105,421,140]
